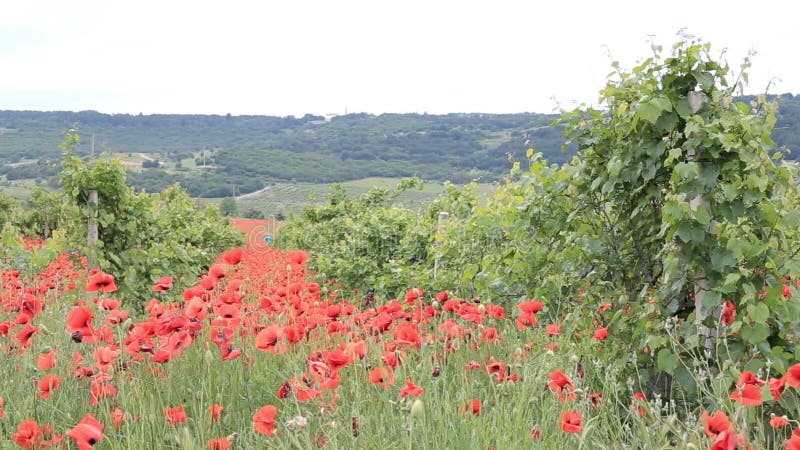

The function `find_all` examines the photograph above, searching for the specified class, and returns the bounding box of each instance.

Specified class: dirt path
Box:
[236,185,273,200]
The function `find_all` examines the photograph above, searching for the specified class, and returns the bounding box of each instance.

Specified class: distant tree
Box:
[0,192,20,229]
[275,210,286,221]
[21,188,78,238]
[219,197,237,217]
[243,208,263,219]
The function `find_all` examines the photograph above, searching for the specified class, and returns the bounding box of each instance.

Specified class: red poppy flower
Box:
[405,287,424,303]
[787,430,800,450]
[313,434,328,448]
[164,405,188,425]
[105,309,130,325]
[486,360,508,382]
[588,391,603,408]
[66,414,104,450]
[518,300,543,313]
[222,247,244,265]
[99,297,120,310]
[481,327,499,343]
[515,312,537,330]
[200,275,218,290]
[111,408,125,429]
[15,323,39,348]
[736,371,765,387]
[12,419,41,449]
[461,399,481,416]
[37,374,62,399]
[399,379,424,397]
[631,392,647,416]
[786,364,800,388]
[208,404,223,422]
[277,380,291,399]
[209,264,228,280]
[89,380,118,405]
[253,404,278,437]
[324,349,352,372]
[593,326,608,341]
[152,276,174,292]
[701,410,734,439]
[37,349,57,371]
[721,301,736,326]
[393,322,421,348]
[546,323,562,336]
[710,430,747,450]
[771,416,790,429]
[288,250,310,266]
[784,284,792,299]
[560,411,582,433]
[368,367,395,388]
[770,377,786,401]
[93,345,122,372]
[548,370,577,402]
[254,324,284,354]
[208,437,233,450]
[0,396,5,419]
[67,307,95,335]
[86,272,117,293]
[730,383,762,406]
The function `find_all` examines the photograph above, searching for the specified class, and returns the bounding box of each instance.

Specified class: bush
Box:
[57,129,243,308]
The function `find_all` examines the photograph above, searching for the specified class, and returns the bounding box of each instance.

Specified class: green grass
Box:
[2,169,495,216]
[0,178,46,200]
[199,177,498,217]
[1,241,789,449]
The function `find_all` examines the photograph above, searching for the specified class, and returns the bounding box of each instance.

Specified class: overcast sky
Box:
[1,0,796,116]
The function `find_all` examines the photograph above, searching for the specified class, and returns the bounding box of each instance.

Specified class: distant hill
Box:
[1,93,798,197]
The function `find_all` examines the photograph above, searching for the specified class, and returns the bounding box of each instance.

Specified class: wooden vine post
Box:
[87,189,99,270]
[433,211,449,280]
[686,90,719,356]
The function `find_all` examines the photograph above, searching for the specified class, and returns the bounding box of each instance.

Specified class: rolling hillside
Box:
[1,93,798,198]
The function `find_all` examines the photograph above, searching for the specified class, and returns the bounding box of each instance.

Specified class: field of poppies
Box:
[4,36,800,449]
[1,235,800,450]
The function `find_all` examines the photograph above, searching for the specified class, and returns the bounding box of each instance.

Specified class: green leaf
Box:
[746,302,770,325]
[740,323,770,344]
[673,365,697,393]
[693,203,711,226]
[665,147,683,165]
[673,162,699,180]
[637,96,672,124]
[699,291,722,318]
[676,222,705,244]
[711,248,736,273]
[657,348,679,375]
[674,98,692,118]
[694,71,715,92]
[606,158,623,177]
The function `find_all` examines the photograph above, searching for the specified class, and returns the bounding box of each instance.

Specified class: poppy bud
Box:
[410,399,424,418]
[432,366,441,377]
